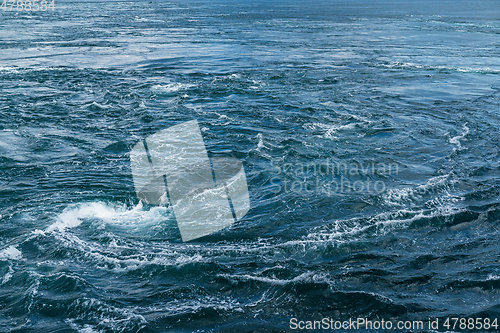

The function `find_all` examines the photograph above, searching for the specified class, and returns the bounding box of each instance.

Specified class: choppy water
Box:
[1,0,500,332]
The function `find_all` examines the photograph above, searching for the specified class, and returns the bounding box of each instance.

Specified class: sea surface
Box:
[1,0,500,332]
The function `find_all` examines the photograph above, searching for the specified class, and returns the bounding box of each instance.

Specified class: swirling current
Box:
[1,0,500,332]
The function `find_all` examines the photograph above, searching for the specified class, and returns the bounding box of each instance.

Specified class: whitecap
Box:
[303,122,358,138]
[151,83,194,93]
[0,66,19,73]
[449,124,470,150]
[44,201,173,233]
[0,245,22,261]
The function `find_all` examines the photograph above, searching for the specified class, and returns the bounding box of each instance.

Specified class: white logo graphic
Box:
[130,120,250,242]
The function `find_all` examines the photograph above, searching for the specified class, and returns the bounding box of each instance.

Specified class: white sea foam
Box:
[218,271,324,286]
[89,101,110,109]
[67,322,100,333]
[1,263,15,285]
[383,174,458,207]
[50,229,206,272]
[44,201,172,233]
[0,66,19,73]
[65,298,146,332]
[146,295,243,317]
[0,245,22,261]
[36,205,204,272]
[151,83,194,93]
[303,122,358,138]
[449,124,469,150]
[381,62,500,74]
[303,203,464,245]
[0,246,22,284]
[256,133,265,148]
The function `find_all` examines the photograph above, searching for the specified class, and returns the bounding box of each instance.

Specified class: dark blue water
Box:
[1,0,500,332]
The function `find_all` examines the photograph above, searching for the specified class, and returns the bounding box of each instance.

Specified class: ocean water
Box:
[1,0,500,332]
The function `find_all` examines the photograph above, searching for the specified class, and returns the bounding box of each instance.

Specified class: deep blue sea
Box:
[1,0,500,332]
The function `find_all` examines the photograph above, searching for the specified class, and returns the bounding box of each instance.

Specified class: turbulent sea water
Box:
[1,0,500,332]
